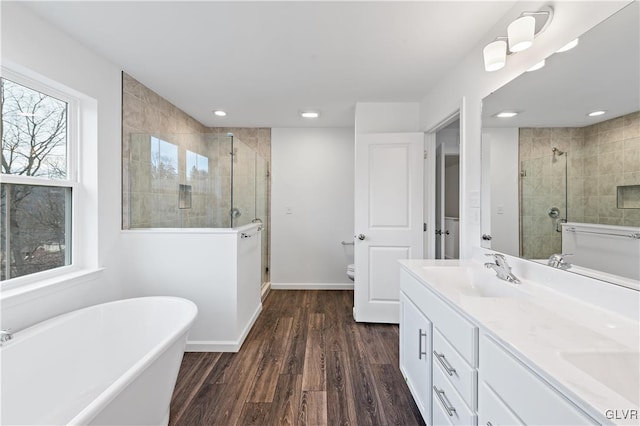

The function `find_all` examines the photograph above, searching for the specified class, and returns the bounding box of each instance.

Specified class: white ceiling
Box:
[23,1,517,128]
[482,1,640,129]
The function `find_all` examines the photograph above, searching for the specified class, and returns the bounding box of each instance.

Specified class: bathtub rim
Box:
[2,296,197,426]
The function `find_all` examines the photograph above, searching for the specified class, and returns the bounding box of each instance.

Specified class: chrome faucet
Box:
[0,329,13,344]
[548,253,572,269]
[484,253,520,284]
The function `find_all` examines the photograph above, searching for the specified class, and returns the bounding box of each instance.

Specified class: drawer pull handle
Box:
[418,329,428,359]
[433,350,457,376]
[433,385,456,417]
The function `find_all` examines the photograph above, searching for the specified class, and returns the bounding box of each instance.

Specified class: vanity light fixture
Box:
[496,111,519,118]
[483,7,553,72]
[526,59,546,72]
[213,110,227,117]
[508,15,536,52]
[556,38,579,53]
[300,111,319,118]
[588,110,606,117]
[483,40,508,72]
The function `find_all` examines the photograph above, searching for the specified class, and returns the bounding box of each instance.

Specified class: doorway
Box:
[425,116,461,260]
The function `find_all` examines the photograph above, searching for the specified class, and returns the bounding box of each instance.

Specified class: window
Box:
[1,73,76,282]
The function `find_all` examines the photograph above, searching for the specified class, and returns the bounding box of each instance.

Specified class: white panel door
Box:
[354,132,423,323]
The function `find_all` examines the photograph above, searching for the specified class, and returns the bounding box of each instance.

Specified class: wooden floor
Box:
[169,290,425,426]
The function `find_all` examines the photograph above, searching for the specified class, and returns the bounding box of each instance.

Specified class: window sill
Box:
[1,268,105,308]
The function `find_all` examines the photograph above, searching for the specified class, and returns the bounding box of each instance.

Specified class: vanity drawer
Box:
[400,269,478,366]
[478,381,523,426]
[433,328,477,410]
[432,360,477,426]
[428,298,477,367]
[479,335,597,425]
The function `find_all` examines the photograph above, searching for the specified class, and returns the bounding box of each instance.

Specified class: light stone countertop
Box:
[399,259,640,426]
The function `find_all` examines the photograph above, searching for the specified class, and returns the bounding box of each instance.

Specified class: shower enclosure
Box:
[519,129,569,259]
[123,133,269,283]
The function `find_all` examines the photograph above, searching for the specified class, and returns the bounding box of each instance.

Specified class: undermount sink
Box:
[420,266,525,298]
[560,351,640,404]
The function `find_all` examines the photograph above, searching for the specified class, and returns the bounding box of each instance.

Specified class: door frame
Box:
[424,98,466,259]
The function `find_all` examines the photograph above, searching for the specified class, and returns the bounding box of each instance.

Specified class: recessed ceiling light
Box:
[300,111,319,118]
[556,38,579,53]
[526,59,546,72]
[496,111,518,118]
[588,110,606,117]
[213,110,227,117]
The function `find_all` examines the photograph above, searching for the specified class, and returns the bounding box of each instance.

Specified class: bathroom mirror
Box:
[481,2,640,288]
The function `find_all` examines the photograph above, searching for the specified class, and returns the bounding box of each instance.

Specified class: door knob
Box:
[435,229,442,235]
[356,234,366,240]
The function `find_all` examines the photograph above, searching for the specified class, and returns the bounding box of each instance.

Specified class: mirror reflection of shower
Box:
[518,131,571,260]
[552,146,565,157]
[551,147,568,232]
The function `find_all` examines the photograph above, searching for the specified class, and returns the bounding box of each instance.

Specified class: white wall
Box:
[271,128,355,287]
[119,226,262,352]
[420,0,630,259]
[1,3,123,330]
[482,128,519,256]
[355,102,420,133]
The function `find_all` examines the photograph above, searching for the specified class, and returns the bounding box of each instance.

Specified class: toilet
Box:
[347,264,355,281]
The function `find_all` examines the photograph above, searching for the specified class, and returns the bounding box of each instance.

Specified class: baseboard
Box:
[261,281,271,301]
[270,282,354,290]
[185,303,263,352]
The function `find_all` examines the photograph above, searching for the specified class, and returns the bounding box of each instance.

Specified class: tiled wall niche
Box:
[519,110,640,258]
[122,72,271,284]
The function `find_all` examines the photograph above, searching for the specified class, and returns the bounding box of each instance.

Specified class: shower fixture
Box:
[552,147,565,155]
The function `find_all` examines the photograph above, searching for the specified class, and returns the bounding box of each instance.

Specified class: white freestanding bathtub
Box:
[0,296,197,425]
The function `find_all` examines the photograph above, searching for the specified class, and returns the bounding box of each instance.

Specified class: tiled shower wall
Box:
[519,110,640,258]
[518,128,571,259]
[122,72,271,284]
[579,111,640,226]
[122,73,208,229]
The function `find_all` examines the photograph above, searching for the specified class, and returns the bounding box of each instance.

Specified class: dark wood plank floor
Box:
[170,290,425,426]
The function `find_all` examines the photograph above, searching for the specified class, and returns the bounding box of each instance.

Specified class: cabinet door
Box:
[400,292,432,423]
[479,335,597,425]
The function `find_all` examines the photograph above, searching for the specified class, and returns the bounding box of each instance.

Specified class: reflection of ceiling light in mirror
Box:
[496,111,518,118]
[213,110,227,117]
[588,110,606,117]
[556,38,579,53]
[300,111,319,118]
[526,59,546,72]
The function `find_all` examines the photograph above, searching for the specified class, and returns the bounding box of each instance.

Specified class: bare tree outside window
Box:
[1,77,70,281]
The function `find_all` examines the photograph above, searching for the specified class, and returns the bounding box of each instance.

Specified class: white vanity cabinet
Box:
[399,263,603,426]
[400,292,432,422]
[478,335,598,426]
[400,268,479,426]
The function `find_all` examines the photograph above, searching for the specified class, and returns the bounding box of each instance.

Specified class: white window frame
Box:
[1,67,81,289]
